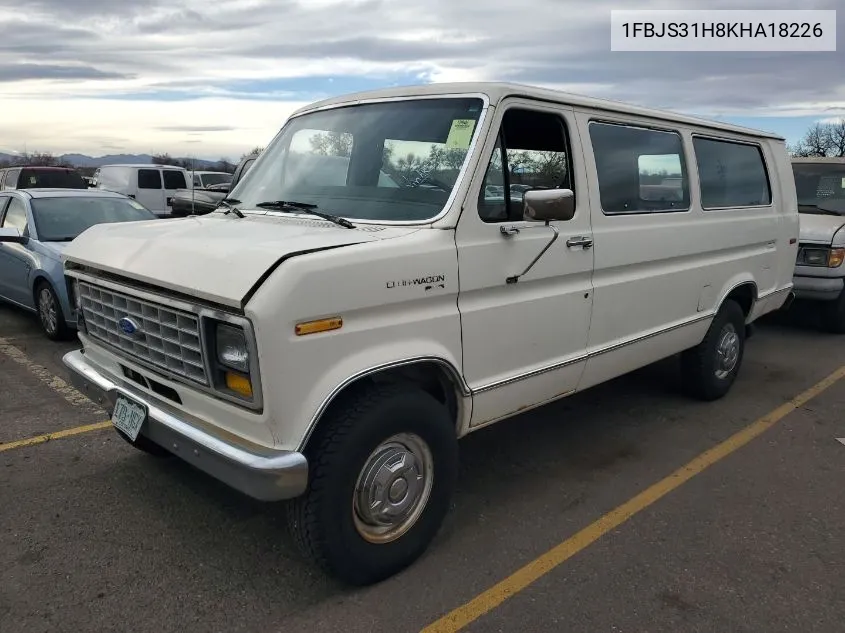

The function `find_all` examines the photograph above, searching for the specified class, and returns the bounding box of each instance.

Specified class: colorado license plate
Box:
[111,395,147,442]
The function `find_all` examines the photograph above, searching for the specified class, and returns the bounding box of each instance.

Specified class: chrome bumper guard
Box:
[63,350,308,502]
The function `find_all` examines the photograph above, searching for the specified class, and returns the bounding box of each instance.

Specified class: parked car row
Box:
[2,82,844,587]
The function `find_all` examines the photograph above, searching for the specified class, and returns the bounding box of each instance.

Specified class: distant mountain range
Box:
[0,152,222,169]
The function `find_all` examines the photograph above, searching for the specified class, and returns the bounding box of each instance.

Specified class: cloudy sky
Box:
[0,0,842,160]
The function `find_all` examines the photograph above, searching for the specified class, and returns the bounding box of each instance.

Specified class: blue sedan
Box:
[0,188,158,340]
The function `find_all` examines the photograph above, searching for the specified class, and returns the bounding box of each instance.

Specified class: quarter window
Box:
[693,137,771,208]
[589,122,689,214]
[478,108,572,223]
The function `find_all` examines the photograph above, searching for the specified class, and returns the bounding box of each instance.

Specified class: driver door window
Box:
[478,108,572,223]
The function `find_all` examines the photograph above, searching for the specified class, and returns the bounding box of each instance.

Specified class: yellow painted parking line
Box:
[0,421,112,453]
[0,337,102,412]
[422,364,845,633]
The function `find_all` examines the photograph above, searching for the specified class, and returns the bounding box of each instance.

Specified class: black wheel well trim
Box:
[717,281,758,319]
[31,274,51,303]
[297,356,470,453]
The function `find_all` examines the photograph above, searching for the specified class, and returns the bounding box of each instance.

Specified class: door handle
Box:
[566,236,593,249]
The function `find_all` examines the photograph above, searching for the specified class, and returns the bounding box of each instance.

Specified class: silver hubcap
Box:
[353,432,434,544]
[38,288,57,334]
[715,323,740,379]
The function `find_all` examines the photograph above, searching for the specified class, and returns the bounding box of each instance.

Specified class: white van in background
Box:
[93,164,189,216]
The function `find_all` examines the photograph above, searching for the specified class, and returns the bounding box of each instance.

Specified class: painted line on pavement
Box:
[421,364,845,633]
[0,421,112,453]
[0,337,102,412]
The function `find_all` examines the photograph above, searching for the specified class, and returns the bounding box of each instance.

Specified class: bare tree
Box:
[309,132,352,157]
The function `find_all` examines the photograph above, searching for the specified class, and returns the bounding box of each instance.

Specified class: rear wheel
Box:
[286,382,458,586]
[681,299,746,401]
[819,289,845,333]
[35,280,69,341]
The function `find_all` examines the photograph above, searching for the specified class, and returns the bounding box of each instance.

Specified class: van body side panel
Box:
[573,110,780,391]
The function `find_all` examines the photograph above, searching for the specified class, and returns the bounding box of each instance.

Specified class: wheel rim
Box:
[38,288,58,334]
[352,432,434,544]
[715,323,740,379]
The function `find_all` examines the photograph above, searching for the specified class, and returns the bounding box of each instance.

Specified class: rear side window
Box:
[138,169,162,189]
[692,137,772,208]
[3,168,21,190]
[162,170,187,189]
[18,168,87,189]
[2,197,28,231]
[589,122,690,214]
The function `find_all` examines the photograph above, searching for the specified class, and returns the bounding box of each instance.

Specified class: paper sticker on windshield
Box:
[841,177,845,188]
[29,176,37,185]
[445,119,476,149]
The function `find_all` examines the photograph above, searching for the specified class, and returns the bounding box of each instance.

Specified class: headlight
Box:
[216,324,249,372]
[799,246,845,268]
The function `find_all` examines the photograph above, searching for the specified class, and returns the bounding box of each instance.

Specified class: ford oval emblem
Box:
[118,317,140,336]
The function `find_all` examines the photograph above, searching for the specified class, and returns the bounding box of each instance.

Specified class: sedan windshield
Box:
[30,196,157,241]
[792,162,845,215]
[230,96,485,222]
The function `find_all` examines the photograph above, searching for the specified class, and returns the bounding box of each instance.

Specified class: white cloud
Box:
[0,0,842,156]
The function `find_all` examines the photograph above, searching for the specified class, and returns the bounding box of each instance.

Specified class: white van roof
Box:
[289,81,784,141]
[99,164,187,170]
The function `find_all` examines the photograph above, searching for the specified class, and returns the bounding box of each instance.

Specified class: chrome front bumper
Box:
[63,349,308,502]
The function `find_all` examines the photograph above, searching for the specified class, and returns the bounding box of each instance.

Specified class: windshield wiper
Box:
[47,236,77,242]
[218,198,244,218]
[255,200,355,229]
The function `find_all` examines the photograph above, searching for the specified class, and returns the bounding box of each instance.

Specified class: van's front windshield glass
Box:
[229,97,485,222]
[793,162,845,215]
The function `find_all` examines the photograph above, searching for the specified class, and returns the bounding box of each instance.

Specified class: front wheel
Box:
[286,382,458,586]
[35,280,69,341]
[681,299,746,401]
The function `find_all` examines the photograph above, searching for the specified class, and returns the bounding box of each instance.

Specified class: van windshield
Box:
[792,162,845,215]
[229,96,485,222]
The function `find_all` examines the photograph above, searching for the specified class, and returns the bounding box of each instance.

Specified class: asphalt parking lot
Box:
[1,301,844,633]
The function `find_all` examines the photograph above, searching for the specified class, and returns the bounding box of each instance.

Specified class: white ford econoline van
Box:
[61,82,798,585]
[93,164,189,216]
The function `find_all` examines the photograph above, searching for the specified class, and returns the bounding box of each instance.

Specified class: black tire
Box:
[34,280,69,341]
[286,382,458,586]
[819,290,845,333]
[681,299,746,401]
[115,428,172,457]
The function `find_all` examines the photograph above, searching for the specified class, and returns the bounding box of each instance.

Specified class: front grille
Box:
[78,280,207,384]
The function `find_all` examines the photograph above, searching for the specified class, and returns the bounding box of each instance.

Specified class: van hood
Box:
[798,212,845,245]
[61,214,416,308]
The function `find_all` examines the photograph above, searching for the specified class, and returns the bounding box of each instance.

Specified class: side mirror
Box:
[523,188,575,222]
[0,227,25,244]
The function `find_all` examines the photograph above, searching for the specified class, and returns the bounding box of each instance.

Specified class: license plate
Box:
[111,395,147,442]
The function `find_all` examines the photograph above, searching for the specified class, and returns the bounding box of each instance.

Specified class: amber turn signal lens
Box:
[225,371,253,398]
[295,317,343,336]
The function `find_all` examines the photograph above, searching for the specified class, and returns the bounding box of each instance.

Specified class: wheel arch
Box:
[716,279,758,322]
[298,357,470,454]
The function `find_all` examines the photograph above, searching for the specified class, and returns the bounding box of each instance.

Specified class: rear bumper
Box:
[792,275,844,301]
[63,349,308,502]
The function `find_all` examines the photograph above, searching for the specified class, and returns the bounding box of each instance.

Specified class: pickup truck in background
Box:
[170,154,258,217]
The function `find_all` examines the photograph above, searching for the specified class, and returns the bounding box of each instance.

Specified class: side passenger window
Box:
[693,137,771,208]
[589,122,690,214]
[138,169,162,189]
[478,108,572,223]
